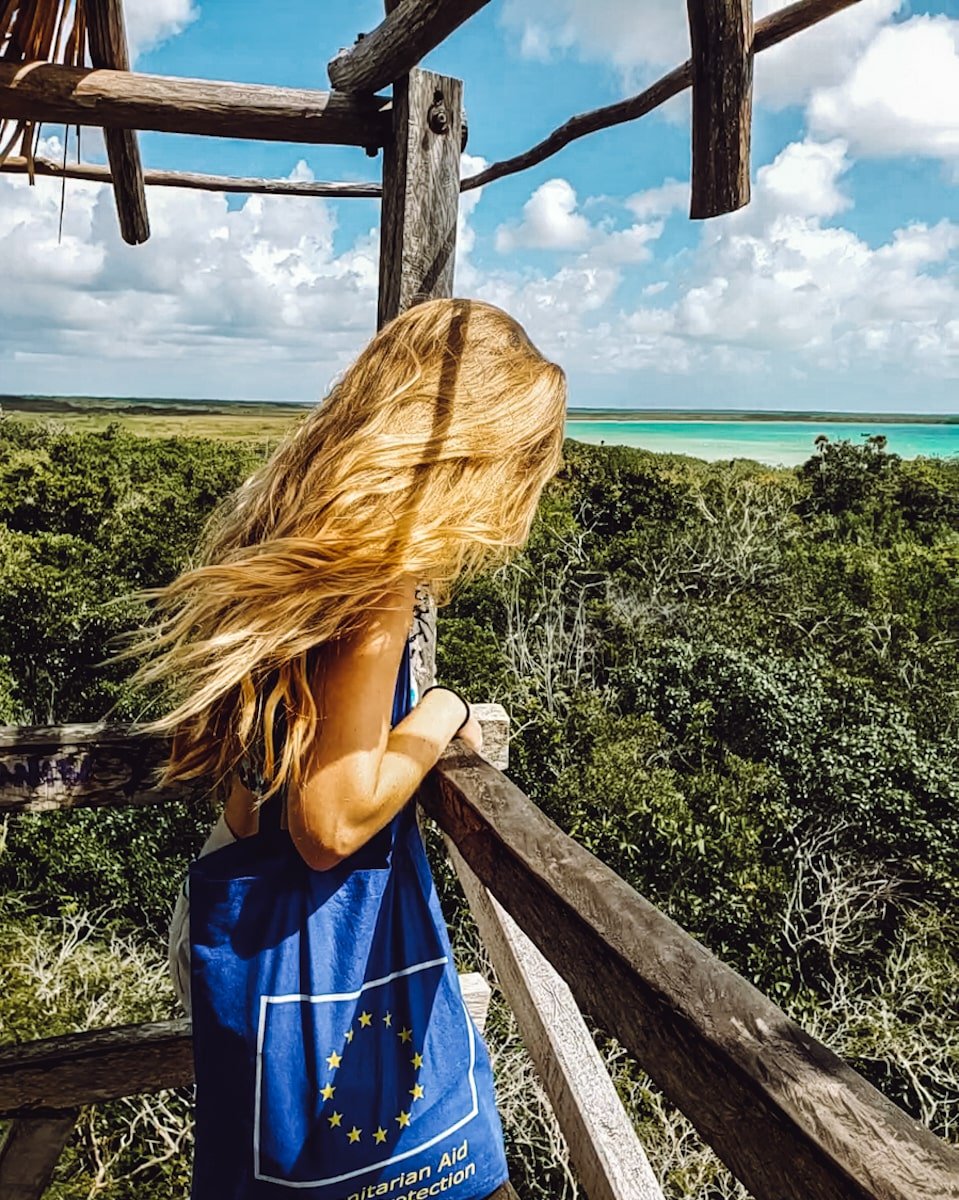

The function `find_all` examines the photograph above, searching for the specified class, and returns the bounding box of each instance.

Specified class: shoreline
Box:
[567,410,959,425]
[2,396,958,426]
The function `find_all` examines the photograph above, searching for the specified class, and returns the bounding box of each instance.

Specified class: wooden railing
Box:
[1,722,958,1200]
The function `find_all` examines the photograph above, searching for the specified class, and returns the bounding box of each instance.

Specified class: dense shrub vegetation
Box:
[0,417,956,1197]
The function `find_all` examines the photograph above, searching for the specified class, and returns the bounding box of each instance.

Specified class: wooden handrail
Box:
[421,746,959,1200]
[0,976,491,1118]
[2,724,957,1199]
[0,63,391,147]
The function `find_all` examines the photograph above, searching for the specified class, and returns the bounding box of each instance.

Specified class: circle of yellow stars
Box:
[322,1008,426,1146]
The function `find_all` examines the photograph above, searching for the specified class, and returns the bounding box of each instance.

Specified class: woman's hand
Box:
[454,712,483,754]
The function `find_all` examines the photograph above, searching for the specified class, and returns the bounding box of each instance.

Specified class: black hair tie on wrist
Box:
[421,684,471,734]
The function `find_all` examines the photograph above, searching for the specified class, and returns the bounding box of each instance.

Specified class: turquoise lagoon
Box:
[565,419,959,467]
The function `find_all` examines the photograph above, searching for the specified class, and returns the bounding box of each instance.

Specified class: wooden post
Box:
[378,65,463,692]
[85,0,149,244]
[377,67,462,330]
[447,840,665,1200]
[686,0,754,218]
[0,1112,78,1200]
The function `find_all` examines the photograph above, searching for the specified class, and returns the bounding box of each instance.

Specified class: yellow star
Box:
[383,1011,392,1028]
[320,1083,335,1101]
[398,1027,412,1044]
[411,1051,424,1069]
[410,1083,424,1101]
[326,1051,341,1069]
[373,1127,387,1145]
[358,1011,372,1028]
[348,1126,362,1144]
[395,1110,411,1128]
[328,1111,342,1128]
[345,1029,354,1043]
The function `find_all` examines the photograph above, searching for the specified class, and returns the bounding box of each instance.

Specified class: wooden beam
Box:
[447,838,666,1200]
[0,1112,78,1200]
[0,155,382,197]
[0,968,487,1117]
[686,0,753,218]
[0,62,391,147]
[421,746,959,1200]
[0,723,207,813]
[377,66,462,326]
[329,0,491,94]
[0,1020,194,1116]
[461,0,861,193]
[0,712,505,811]
[85,0,149,244]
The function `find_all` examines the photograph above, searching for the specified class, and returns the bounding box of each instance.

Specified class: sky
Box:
[0,0,957,412]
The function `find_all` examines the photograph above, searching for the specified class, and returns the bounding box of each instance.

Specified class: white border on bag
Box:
[253,956,479,1189]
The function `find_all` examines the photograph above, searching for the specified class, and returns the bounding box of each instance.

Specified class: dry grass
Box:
[3,410,300,441]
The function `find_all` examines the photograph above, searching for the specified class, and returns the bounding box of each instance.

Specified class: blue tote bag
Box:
[188,646,508,1200]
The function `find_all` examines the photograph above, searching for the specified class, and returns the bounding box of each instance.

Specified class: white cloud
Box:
[808,14,959,163]
[501,0,687,74]
[495,179,592,251]
[627,179,689,220]
[752,139,852,220]
[754,0,902,110]
[494,177,665,266]
[0,142,378,397]
[500,0,903,108]
[617,137,959,377]
[124,0,199,64]
[465,132,958,389]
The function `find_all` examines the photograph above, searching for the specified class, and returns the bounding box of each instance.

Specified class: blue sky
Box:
[1,0,957,411]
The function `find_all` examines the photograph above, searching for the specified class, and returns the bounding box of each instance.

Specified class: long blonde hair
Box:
[128,298,567,798]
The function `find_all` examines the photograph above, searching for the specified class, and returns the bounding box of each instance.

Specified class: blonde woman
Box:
[134,298,567,1200]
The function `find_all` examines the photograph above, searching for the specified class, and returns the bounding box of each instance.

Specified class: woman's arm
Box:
[284,578,479,871]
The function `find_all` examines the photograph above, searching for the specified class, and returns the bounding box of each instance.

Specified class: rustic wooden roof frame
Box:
[0,0,862,236]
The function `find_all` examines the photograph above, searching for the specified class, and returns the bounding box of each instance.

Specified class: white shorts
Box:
[167,813,238,1016]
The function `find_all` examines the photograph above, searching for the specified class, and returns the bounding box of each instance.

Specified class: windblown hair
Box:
[127,298,567,800]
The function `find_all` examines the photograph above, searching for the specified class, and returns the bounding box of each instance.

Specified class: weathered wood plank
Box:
[0,1112,78,1200]
[447,838,665,1200]
[0,155,382,197]
[0,714,505,811]
[85,0,149,243]
[461,0,860,193]
[421,746,959,1200]
[686,0,753,218]
[377,66,462,327]
[329,0,491,94]
[0,723,206,813]
[0,63,391,147]
[0,1020,194,1117]
[459,970,491,1034]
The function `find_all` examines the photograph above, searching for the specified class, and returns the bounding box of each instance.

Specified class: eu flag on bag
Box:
[188,647,508,1200]
[257,953,482,1189]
